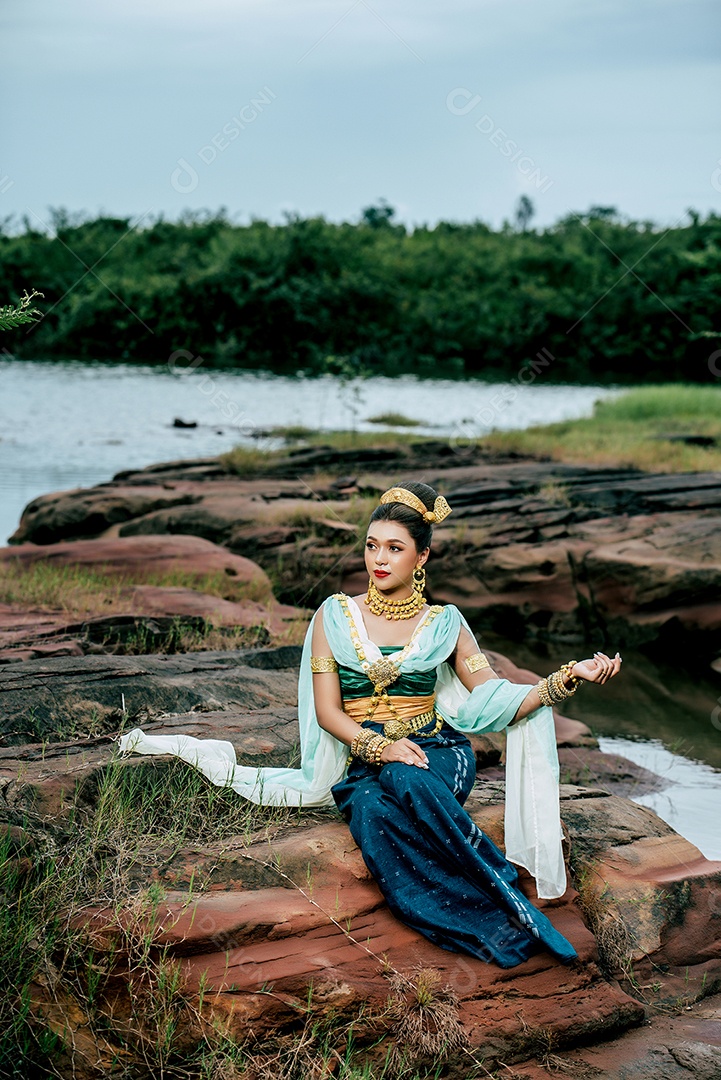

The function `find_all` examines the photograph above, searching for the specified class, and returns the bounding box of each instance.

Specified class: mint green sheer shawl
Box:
[118,593,566,898]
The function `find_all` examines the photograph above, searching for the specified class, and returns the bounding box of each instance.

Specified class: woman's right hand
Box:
[380,737,429,769]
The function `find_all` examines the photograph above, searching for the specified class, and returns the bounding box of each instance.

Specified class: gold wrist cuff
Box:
[310,655,339,673]
[465,651,490,673]
[536,661,582,706]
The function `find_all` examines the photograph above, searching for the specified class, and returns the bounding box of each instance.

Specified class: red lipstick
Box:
[373,570,390,578]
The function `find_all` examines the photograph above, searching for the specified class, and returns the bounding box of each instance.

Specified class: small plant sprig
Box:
[0,289,44,331]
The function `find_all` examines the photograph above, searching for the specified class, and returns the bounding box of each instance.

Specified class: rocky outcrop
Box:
[0,533,271,586]
[8,456,721,671]
[0,647,302,745]
[0,535,305,663]
[8,729,721,1070]
[0,588,301,664]
[76,787,650,1057]
[512,995,721,1078]
[3,642,720,1074]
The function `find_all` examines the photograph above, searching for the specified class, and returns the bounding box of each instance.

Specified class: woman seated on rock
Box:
[120,481,622,968]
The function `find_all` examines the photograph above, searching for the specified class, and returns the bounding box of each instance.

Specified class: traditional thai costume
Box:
[118,587,578,968]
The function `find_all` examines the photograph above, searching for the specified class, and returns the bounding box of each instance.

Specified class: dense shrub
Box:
[2,205,719,382]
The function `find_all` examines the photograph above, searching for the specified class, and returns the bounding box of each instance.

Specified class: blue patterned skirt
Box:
[331,714,578,968]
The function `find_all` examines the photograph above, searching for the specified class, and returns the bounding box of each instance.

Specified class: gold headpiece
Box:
[379,487,453,523]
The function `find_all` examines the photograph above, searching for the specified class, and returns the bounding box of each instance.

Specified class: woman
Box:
[119,480,622,968]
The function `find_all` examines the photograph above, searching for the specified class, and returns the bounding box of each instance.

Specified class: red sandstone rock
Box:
[119,584,299,628]
[512,992,721,1078]
[9,458,721,671]
[0,588,302,664]
[0,534,271,590]
[66,781,721,1063]
[5,704,721,1068]
[72,799,644,1060]
[0,538,306,662]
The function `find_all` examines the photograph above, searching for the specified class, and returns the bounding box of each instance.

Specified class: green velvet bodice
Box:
[338,644,437,700]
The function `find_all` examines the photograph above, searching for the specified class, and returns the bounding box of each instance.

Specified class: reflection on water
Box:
[0,356,623,545]
[482,630,721,857]
[599,736,721,861]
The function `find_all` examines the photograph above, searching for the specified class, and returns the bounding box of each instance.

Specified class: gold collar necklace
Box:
[364,566,426,620]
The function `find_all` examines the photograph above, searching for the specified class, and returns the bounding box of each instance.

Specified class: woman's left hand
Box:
[572,651,622,685]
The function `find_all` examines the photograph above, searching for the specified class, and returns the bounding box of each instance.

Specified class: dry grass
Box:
[0,561,274,614]
[383,966,469,1075]
[536,480,572,506]
[572,863,635,977]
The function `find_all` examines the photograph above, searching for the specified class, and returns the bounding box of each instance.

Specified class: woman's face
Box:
[364,519,429,594]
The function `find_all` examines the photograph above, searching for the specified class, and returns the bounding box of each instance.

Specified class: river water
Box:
[1,357,720,858]
[0,356,623,546]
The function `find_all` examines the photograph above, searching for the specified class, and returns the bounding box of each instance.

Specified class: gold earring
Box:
[412,565,426,594]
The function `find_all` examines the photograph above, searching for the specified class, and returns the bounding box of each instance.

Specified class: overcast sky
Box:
[2,0,720,232]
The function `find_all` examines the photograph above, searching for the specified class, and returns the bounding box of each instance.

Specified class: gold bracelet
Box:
[350,728,374,757]
[464,651,490,673]
[310,655,339,673]
[536,677,553,707]
[350,728,392,765]
[536,661,581,707]
[367,735,392,765]
[550,669,571,700]
[560,661,581,688]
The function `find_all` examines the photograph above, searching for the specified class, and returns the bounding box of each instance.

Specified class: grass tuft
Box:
[383,966,468,1074]
[572,863,635,977]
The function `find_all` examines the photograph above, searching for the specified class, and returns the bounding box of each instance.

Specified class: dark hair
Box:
[367,480,439,553]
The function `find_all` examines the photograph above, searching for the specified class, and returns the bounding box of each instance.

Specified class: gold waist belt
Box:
[343,694,441,741]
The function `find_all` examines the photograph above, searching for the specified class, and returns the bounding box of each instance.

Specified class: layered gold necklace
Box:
[364,567,426,620]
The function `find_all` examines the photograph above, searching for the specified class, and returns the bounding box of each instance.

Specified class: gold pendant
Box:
[384,718,408,740]
[366,657,400,691]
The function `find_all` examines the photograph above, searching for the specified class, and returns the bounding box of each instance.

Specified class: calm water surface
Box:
[599,736,721,861]
[0,356,624,544]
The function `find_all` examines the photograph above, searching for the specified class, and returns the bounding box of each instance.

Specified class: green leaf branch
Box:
[0,289,44,332]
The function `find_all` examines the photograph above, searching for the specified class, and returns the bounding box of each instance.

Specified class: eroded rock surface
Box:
[8,454,721,672]
[0,647,301,744]
[3,647,720,1073]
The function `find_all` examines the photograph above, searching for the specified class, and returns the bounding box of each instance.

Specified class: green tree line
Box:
[1,204,719,381]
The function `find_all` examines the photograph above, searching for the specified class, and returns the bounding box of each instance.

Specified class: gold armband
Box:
[464,651,490,673]
[310,655,339,673]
